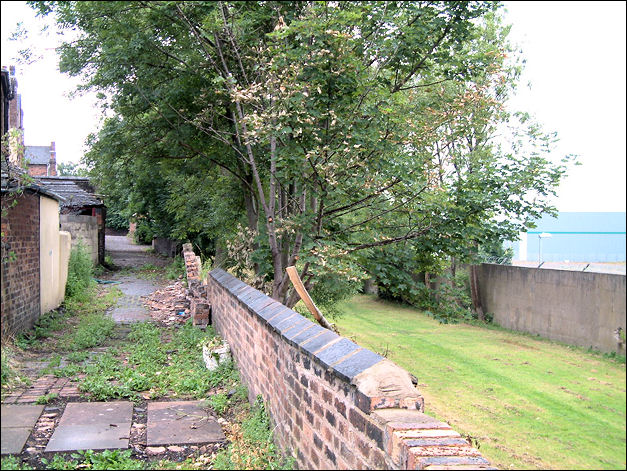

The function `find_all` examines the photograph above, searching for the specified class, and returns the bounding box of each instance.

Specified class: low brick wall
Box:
[183,246,493,469]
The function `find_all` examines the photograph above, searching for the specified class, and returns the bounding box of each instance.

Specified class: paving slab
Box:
[45,402,133,452]
[1,404,44,455]
[147,401,225,446]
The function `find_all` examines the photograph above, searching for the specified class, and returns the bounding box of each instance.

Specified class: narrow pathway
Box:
[1,234,226,463]
[105,234,166,324]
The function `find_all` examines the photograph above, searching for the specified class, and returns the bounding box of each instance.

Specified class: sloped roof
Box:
[1,159,63,202]
[24,145,51,165]
[36,176,103,209]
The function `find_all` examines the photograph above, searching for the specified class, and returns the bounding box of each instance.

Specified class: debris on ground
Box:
[142,281,190,326]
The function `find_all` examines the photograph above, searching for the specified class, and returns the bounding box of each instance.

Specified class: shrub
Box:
[66,241,94,299]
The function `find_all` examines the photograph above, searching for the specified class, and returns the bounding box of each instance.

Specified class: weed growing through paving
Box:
[75,320,239,401]
[35,392,59,404]
[213,395,296,470]
[0,455,34,470]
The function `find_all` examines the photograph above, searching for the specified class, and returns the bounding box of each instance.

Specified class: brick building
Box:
[25,142,58,176]
[1,160,71,336]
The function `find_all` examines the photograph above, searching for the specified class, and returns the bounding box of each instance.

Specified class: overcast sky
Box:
[1,1,625,212]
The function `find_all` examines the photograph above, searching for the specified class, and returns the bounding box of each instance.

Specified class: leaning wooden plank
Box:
[286,266,336,332]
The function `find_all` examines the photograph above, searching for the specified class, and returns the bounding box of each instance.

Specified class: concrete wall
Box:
[1,190,40,335]
[60,214,98,264]
[183,245,492,470]
[478,263,626,354]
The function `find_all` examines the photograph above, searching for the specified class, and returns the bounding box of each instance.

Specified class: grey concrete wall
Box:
[478,263,626,354]
[60,214,98,264]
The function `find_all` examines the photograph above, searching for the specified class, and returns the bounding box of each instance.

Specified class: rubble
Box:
[142,281,191,326]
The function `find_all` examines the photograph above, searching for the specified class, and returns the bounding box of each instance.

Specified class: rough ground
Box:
[1,234,226,467]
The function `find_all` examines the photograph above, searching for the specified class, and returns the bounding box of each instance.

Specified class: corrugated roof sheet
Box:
[24,145,52,165]
[36,176,103,209]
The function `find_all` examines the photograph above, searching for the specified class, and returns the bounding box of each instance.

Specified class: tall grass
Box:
[66,241,94,299]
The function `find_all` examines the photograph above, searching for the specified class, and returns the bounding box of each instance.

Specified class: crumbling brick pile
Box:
[182,243,210,328]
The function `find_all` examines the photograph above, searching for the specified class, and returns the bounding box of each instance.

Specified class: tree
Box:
[32,1,575,309]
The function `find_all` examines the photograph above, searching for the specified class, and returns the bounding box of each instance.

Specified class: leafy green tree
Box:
[31,1,575,310]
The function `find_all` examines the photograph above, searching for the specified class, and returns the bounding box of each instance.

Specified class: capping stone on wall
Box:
[182,245,493,469]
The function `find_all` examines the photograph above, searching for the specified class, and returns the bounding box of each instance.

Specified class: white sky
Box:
[1,1,625,212]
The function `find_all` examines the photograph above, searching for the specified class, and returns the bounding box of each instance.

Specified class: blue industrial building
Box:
[509,212,626,262]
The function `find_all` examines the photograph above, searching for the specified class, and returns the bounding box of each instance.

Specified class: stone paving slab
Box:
[45,402,133,452]
[1,404,44,454]
[147,401,225,446]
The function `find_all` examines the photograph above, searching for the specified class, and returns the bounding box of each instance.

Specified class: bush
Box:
[66,241,94,299]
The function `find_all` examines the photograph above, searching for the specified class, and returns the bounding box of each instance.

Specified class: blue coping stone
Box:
[228,281,249,295]
[248,295,273,312]
[257,302,287,322]
[292,324,325,345]
[239,288,262,305]
[415,457,491,467]
[211,269,229,282]
[331,348,384,382]
[281,317,315,339]
[223,277,243,291]
[268,310,296,330]
[274,311,300,330]
[300,330,340,356]
[315,338,361,369]
[235,286,255,301]
[232,284,251,298]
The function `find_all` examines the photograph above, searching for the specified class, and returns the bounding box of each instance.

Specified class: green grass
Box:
[336,295,626,470]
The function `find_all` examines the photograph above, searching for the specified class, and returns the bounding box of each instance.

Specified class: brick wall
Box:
[27,164,48,177]
[183,246,493,470]
[1,190,40,335]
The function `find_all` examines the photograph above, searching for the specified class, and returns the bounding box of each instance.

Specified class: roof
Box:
[24,145,51,165]
[36,176,103,209]
[528,212,626,234]
[1,159,64,202]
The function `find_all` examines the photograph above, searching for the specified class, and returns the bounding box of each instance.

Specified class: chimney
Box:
[49,141,57,176]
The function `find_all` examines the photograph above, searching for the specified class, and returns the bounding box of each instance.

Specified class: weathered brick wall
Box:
[1,190,40,335]
[183,246,493,469]
[27,164,48,177]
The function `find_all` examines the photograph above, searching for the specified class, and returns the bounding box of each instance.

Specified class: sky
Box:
[1,1,625,212]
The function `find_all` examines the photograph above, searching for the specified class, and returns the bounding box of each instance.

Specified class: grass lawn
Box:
[335,294,626,470]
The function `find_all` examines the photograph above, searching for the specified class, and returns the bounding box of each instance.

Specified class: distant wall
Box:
[478,263,626,354]
[183,245,492,470]
[1,190,40,335]
[60,214,98,264]
[152,237,180,258]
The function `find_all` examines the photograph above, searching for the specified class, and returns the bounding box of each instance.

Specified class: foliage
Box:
[1,345,17,387]
[77,321,237,401]
[166,256,186,280]
[32,1,577,319]
[59,312,116,351]
[66,241,94,299]
[213,396,295,470]
[35,392,59,404]
[0,456,33,470]
[15,309,70,348]
[57,161,89,177]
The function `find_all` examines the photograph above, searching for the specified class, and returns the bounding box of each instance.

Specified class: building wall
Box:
[478,263,626,354]
[183,246,491,470]
[40,196,71,314]
[28,164,48,177]
[60,214,99,264]
[1,191,40,335]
